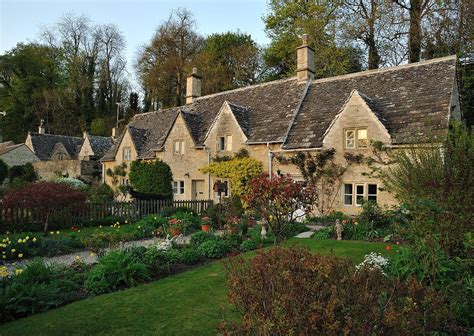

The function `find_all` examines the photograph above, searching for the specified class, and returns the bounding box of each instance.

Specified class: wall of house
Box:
[103,130,137,189]
[158,115,209,200]
[0,146,39,167]
[33,160,82,180]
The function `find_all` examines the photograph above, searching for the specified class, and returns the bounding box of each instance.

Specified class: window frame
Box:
[123,147,131,161]
[173,140,184,155]
[217,136,226,151]
[344,128,368,149]
[343,183,378,206]
[173,180,185,195]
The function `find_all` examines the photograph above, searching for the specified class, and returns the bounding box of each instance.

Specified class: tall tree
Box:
[136,8,204,109]
[0,43,62,142]
[197,32,261,94]
[263,0,362,79]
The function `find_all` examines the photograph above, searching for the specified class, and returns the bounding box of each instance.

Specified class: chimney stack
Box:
[296,34,315,82]
[111,127,117,139]
[185,67,201,104]
[38,119,45,134]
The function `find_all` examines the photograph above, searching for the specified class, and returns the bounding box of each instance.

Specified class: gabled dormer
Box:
[203,101,250,154]
[322,90,391,150]
[49,142,71,161]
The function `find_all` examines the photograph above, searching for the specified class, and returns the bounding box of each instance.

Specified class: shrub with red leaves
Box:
[1,182,87,233]
[220,247,463,336]
[243,173,316,244]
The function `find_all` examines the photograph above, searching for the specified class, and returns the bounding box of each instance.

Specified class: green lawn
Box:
[0,239,395,336]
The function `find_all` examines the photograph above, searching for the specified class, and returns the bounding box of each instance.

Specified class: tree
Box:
[128,160,173,199]
[243,174,316,245]
[262,0,362,79]
[136,8,204,109]
[1,182,87,234]
[0,159,8,185]
[197,32,261,94]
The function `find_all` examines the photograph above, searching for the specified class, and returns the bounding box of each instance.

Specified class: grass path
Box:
[1,239,394,336]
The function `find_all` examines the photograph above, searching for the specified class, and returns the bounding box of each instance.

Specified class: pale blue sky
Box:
[0,0,270,87]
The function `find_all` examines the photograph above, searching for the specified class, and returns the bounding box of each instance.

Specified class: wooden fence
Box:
[0,199,214,231]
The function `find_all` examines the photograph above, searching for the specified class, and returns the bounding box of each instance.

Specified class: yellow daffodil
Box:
[25,236,29,240]
[11,249,16,253]
[2,255,5,259]
[17,239,22,243]
[15,269,23,275]
[32,237,37,242]
[56,231,60,234]
[50,231,54,235]
[18,253,23,258]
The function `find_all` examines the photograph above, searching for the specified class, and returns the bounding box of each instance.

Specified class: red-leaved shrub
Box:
[220,247,463,335]
[1,182,87,233]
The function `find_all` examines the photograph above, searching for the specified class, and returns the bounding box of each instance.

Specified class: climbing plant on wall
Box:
[199,155,263,196]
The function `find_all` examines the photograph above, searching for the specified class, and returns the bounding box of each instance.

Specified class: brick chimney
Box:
[38,119,46,134]
[185,67,201,104]
[296,34,315,82]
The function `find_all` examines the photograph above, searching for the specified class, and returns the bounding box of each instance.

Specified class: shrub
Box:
[0,159,7,185]
[239,239,260,252]
[243,173,316,245]
[85,250,151,294]
[313,227,334,240]
[190,231,217,246]
[135,214,168,229]
[197,239,232,259]
[159,206,197,218]
[0,260,86,322]
[222,247,463,335]
[84,183,114,204]
[128,160,173,199]
[8,163,36,184]
[178,247,204,264]
[171,211,200,233]
[1,182,87,234]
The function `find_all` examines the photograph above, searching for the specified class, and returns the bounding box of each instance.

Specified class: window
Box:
[343,184,353,205]
[345,128,368,149]
[217,136,232,151]
[123,147,131,161]
[120,178,129,186]
[355,184,365,206]
[173,181,185,195]
[57,153,65,160]
[343,183,378,206]
[173,140,184,154]
[368,184,378,202]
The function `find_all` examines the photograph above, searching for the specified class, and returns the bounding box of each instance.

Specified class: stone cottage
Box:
[101,36,461,215]
[26,125,113,184]
[0,141,39,167]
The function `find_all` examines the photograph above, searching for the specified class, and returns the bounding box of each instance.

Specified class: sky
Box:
[0,0,270,88]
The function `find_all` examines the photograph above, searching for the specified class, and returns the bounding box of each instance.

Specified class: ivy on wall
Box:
[200,156,263,196]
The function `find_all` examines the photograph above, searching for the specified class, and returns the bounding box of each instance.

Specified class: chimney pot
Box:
[38,119,46,134]
[296,35,315,82]
[112,127,117,139]
[186,68,202,104]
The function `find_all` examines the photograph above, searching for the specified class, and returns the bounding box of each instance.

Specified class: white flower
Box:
[356,252,389,276]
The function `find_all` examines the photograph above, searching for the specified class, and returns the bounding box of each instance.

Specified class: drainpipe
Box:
[205,146,211,199]
[267,142,274,180]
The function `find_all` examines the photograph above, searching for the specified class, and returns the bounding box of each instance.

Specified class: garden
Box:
[0,123,473,335]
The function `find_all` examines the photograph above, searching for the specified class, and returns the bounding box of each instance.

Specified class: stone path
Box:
[2,235,191,276]
[294,224,327,239]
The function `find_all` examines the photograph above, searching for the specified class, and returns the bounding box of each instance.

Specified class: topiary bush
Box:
[221,247,463,335]
[128,160,173,199]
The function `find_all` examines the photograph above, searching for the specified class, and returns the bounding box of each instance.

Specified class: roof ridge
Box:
[29,132,83,140]
[310,55,457,85]
[194,77,299,101]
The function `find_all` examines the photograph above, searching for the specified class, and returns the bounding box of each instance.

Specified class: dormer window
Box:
[57,153,65,160]
[218,135,232,151]
[123,147,131,161]
[345,128,368,149]
[173,140,184,154]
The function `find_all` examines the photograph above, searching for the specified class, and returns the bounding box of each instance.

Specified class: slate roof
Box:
[0,142,23,155]
[28,132,83,160]
[88,135,114,158]
[284,56,457,148]
[102,56,457,161]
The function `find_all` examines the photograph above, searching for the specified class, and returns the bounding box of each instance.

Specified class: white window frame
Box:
[367,184,378,202]
[345,128,368,149]
[173,140,184,154]
[218,136,226,151]
[343,183,353,206]
[355,184,365,206]
[173,180,185,195]
[343,183,378,206]
[123,147,131,161]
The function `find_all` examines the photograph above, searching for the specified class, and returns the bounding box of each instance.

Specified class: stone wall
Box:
[33,159,102,184]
